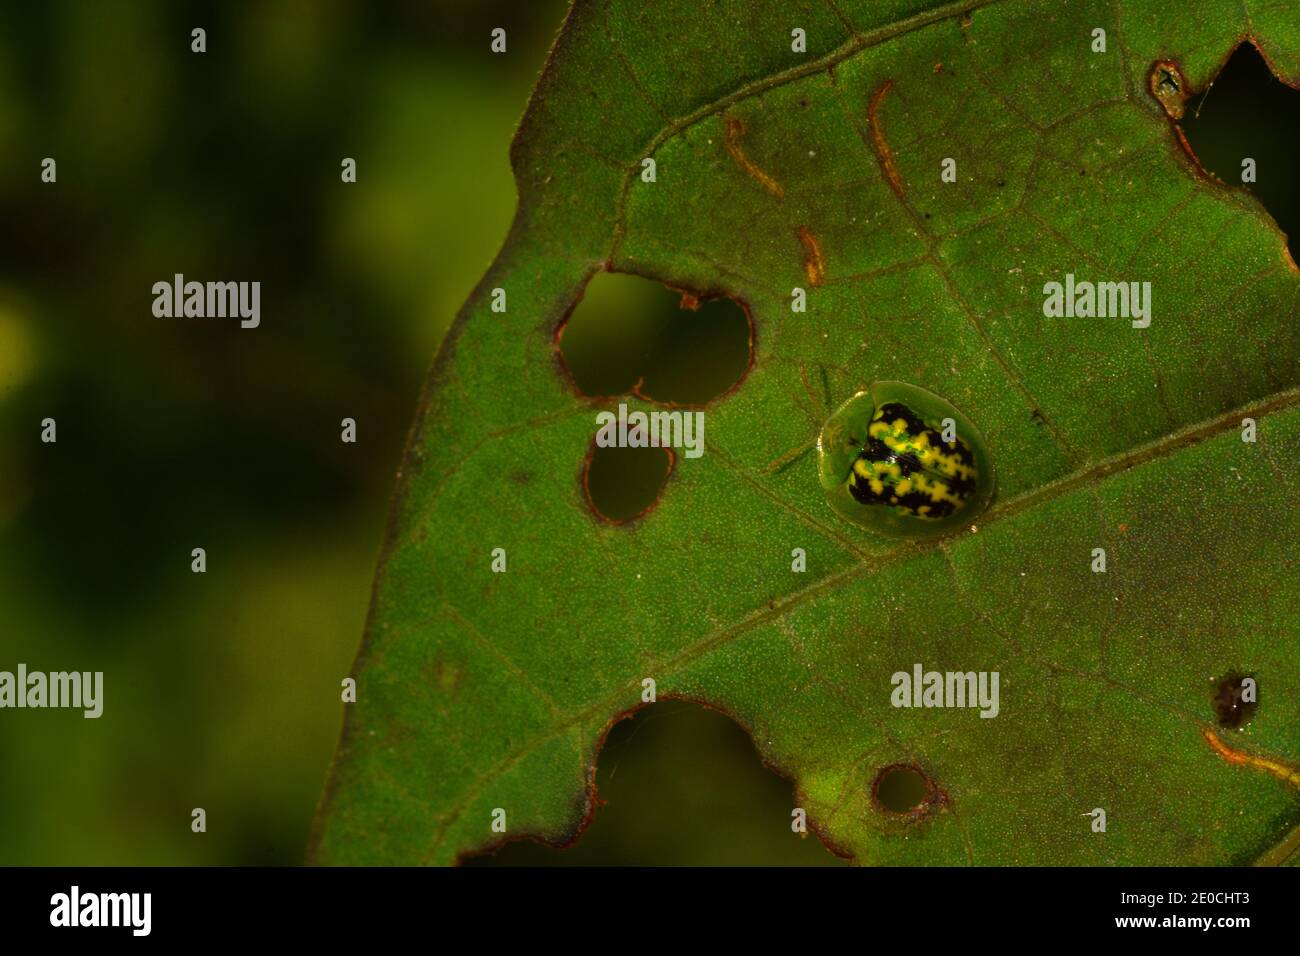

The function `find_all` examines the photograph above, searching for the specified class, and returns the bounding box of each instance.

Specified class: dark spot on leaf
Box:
[1181,42,1300,260]
[510,469,532,485]
[582,441,673,524]
[1212,672,1257,730]
[556,272,752,407]
[873,763,937,816]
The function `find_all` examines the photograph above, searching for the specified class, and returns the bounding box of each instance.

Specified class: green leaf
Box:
[311,0,1300,865]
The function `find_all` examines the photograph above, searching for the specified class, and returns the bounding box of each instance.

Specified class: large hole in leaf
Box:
[557,272,752,406]
[1181,43,1300,258]
[464,700,847,865]
[583,442,673,524]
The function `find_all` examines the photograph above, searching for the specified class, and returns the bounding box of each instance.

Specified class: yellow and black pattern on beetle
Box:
[847,402,978,519]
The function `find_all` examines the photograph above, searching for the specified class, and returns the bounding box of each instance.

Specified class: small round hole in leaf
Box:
[557,272,751,406]
[873,764,933,815]
[583,442,673,524]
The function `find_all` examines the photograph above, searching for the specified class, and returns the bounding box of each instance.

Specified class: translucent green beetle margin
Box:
[816,381,996,539]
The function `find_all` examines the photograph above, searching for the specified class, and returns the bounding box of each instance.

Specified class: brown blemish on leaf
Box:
[869,80,906,200]
[679,291,701,311]
[798,225,826,286]
[1150,60,1189,119]
[1170,122,1209,180]
[1202,727,1300,788]
[724,116,785,198]
[1212,673,1258,729]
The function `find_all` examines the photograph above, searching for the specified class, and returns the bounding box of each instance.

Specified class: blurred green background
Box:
[0,2,1292,866]
[0,0,574,865]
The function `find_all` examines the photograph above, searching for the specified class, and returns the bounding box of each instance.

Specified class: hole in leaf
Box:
[873,763,935,815]
[557,272,752,407]
[583,441,673,524]
[463,700,847,865]
[1212,672,1258,730]
[1181,43,1300,258]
